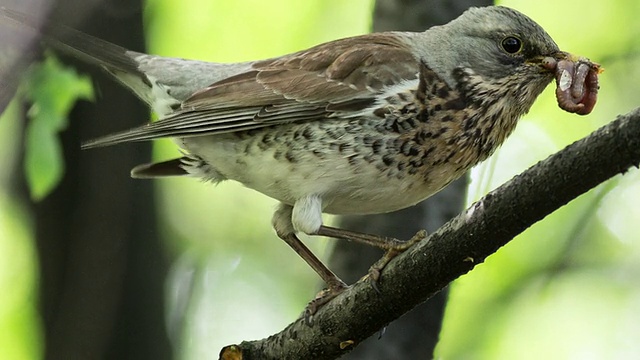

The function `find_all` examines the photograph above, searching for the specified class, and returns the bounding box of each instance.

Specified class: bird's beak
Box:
[551,51,577,61]
[537,51,571,72]
[540,51,603,74]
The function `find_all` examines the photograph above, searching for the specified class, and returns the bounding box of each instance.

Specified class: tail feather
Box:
[1,7,157,105]
[1,7,257,148]
[1,7,140,76]
[131,158,189,178]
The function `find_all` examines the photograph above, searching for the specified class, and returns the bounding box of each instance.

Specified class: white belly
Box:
[180,124,462,215]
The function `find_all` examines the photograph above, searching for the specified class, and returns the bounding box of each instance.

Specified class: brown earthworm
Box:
[555,59,601,115]
[571,63,590,100]
[577,65,600,115]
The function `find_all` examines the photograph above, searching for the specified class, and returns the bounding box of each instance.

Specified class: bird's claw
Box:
[303,282,349,326]
[365,230,427,290]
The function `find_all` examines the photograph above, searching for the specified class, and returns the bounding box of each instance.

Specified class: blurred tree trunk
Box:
[0,0,49,113]
[329,0,491,358]
[26,0,172,359]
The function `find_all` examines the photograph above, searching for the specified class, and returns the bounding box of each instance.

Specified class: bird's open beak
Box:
[537,51,574,72]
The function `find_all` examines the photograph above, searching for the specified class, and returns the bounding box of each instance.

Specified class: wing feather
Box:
[83,33,420,149]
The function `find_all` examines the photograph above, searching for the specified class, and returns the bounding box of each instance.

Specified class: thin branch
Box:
[220,107,640,360]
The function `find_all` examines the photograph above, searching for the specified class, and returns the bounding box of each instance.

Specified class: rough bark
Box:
[223,108,640,359]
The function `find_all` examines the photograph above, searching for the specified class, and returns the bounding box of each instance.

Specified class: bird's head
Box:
[413,6,599,115]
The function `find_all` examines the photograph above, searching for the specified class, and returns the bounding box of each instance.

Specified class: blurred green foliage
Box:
[437,0,640,358]
[0,103,42,360]
[21,54,93,200]
[0,54,92,360]
[2,0,639,359]
[0,50,92,358]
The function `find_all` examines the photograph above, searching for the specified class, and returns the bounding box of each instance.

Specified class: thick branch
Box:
[222,107,640,360]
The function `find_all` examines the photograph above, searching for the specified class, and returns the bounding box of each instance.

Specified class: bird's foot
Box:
[366,230,427,291]
[304,280,349,325]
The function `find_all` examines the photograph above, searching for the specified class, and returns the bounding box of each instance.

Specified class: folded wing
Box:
[82,33,420,149]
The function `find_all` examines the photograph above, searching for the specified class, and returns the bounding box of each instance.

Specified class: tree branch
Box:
[220,107,640,360]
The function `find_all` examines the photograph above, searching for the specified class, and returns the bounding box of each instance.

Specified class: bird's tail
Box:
[0,7,159,107]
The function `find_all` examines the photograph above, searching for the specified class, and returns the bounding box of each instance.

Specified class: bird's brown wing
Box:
[82,33,420,149]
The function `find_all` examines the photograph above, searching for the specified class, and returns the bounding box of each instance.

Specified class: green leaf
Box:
[21,53,93,200]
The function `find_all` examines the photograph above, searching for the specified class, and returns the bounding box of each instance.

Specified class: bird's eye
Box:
[501,36,523,54]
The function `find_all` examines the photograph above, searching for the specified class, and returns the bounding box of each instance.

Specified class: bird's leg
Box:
[272,201,348,317]
[278,232,347,292]
[315,225,427,283]
[273,196,427,315]
[315,225,417,250]
[277,232,348,317]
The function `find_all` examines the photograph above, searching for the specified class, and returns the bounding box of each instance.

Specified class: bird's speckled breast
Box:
[182,117,467,215]
[182,63,552,215]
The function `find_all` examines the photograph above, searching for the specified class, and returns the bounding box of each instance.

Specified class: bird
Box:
[1,5,600,309]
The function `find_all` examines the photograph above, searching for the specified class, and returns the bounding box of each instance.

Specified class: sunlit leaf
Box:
[20,53,93,200]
